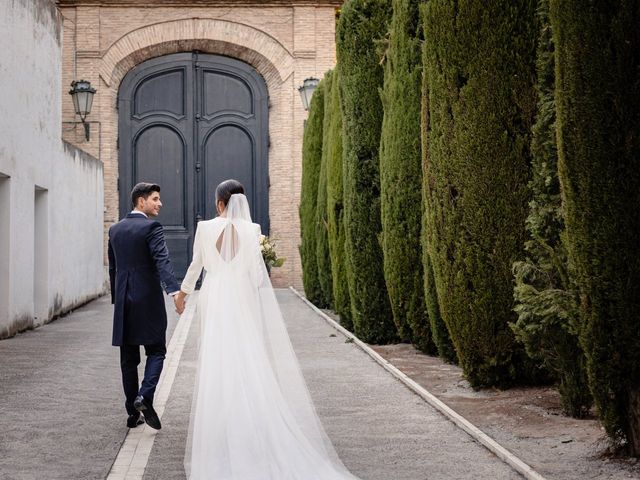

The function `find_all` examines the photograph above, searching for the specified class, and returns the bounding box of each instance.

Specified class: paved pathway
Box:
[0,290,521,480]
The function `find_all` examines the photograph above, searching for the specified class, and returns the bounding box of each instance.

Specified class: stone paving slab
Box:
[0,295,180,480]
[144,290,522,480]
[0,290,523,480]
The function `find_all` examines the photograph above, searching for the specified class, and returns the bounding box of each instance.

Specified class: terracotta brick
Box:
[59,2,338,289]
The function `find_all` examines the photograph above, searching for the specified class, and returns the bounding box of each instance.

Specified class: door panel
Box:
[203,125,254,220]
[134,69,185,117]
[202,71,253,116]
[195,56,269,234]
[134,126,186,227]
[119,52,269,280]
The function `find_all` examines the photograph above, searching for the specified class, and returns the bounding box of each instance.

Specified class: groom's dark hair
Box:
[131,182,161,207]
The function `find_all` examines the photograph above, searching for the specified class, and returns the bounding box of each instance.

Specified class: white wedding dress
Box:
[181,194,359,480]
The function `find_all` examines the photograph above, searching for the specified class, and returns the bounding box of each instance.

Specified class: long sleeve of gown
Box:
[181,223,204,294]
[252,224,266,288]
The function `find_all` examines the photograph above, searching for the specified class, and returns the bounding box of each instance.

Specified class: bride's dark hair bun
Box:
[215,179,245,207]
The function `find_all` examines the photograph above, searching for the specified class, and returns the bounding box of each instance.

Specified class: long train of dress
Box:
[181,202,359,480]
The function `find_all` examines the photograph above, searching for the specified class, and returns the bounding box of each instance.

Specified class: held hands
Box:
[174,291,187,315]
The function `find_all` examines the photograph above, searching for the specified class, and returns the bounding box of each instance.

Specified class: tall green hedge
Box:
[337,0,396,343]
[379,0,434,351]
[420,4,457,363]
[422,0,539,387]
[511,0,590,418]
[325,69,353,330]
[299,81,326,306]
[550,0,640,452]
[315,71,334,309]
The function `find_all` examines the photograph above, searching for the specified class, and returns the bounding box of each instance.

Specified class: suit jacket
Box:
[108,213,179,346]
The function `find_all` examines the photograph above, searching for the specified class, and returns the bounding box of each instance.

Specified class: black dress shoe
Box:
[134,395,161,430]
[127,412,144,428]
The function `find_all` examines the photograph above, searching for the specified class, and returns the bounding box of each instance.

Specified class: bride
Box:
[175,179,360,480]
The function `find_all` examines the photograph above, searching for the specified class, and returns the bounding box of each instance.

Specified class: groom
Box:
[108,182,183,430]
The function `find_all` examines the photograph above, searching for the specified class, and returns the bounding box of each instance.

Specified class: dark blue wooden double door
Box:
[118,53,269,278]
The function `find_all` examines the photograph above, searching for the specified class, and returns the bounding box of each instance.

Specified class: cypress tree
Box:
[299,81,326,306]
[316,71,334,309]
[420,3,457,363]
[511,0,590,418]
[326,69,353,330]
[422,0,539,387]
[379,0,434,351]
[550,0,640,452]
[337,0,397,343]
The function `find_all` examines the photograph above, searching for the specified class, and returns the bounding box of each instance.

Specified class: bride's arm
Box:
[180,223,204,295]
[252,223,266,287]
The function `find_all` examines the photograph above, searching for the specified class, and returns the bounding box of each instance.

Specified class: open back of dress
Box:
[216,225,239,262]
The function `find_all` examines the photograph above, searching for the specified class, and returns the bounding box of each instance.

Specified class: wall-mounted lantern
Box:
[297,77,319,111]
[68,80,96,141]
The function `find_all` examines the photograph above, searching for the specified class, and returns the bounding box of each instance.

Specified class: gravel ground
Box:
[368,342,640,480]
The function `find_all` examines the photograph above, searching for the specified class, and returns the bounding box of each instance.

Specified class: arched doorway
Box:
[118,52,269,278]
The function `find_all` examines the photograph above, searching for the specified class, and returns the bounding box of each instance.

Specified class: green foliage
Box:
[419,15,457,362]
[425,251,457,362]
[550,0,640,452]
[337,0,397,343]
[379,0,434,352]
[511,0,590,418]
[299,81,326,306]
[325,69,353,330]
[422,0,539,387]
[315,71,334,309]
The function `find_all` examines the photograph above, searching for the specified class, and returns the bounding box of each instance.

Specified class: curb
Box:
[289,286,547,480]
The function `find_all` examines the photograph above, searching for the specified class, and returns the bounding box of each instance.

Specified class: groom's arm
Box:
[107,232,116,305]
[146,221,180,295]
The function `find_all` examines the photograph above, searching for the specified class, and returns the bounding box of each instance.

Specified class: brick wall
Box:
[59,2,339,289]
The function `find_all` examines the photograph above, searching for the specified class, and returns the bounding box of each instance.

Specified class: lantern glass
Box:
[298,77,319,111]
[69,80,96,118]
[71,93,81,116]
[77,91,92,116]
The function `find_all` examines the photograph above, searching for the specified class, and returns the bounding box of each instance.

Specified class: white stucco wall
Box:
[0,0,105,338]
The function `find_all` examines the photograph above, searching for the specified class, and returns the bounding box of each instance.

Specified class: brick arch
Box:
[100,18,295,89]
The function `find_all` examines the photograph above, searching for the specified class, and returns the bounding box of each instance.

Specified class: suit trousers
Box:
[119,344,167,415]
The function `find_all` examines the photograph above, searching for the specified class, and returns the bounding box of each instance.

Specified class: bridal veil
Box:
[183,194,359,479]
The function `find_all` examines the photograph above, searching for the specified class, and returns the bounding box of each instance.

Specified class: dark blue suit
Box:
[108,212,179,414]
